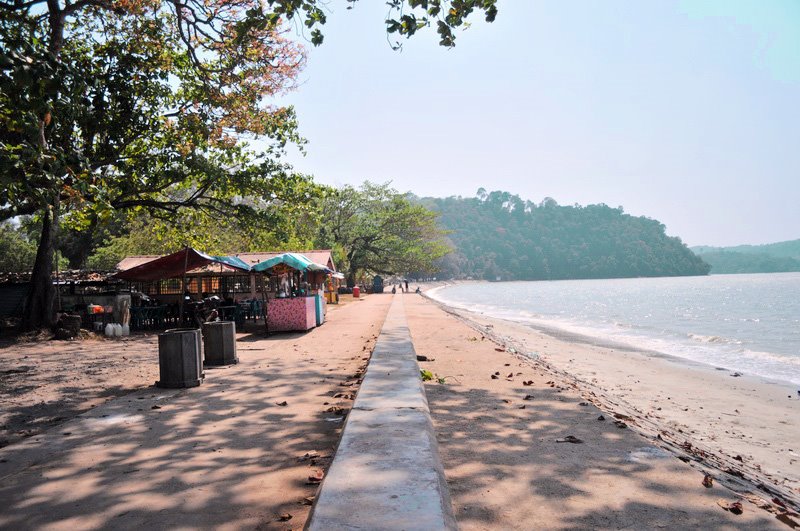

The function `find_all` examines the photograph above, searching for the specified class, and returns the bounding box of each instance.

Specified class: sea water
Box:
[428,273,800,386]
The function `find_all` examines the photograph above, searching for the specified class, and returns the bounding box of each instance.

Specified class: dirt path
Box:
[0,293,391,530]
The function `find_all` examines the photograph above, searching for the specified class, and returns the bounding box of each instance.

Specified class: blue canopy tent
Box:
[251,253,333,333]
[251,252,331,274]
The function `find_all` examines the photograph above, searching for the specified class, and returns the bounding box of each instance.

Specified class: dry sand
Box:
[0,293,391,530]
[404,291,799,529]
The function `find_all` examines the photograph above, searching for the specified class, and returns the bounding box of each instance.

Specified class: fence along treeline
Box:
[419,189,710,281]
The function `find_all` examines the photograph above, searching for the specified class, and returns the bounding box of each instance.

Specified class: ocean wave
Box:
[687,333,742,345]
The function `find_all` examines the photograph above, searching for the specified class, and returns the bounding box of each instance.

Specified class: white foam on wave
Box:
[429,285,800,386]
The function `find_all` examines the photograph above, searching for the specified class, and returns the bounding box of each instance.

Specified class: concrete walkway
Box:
[307,295,456,530]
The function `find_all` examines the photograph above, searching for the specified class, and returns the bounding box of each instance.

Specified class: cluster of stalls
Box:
[113,248,344,333]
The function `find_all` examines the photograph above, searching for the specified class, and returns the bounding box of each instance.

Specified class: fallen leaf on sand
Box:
[504,363,510,366]
[416,355,431,362]
[614,420,627,429]
[491,374,499,380]
[702,475,714,488]
[578,402,589,406]
[495,348,505,352]
[151,405,161,410]
[523,395,534,401]
[300,496,315,506]
[307,470,324,484]
[717,500,743,515]
[502,399,511,403]
[277,513,292,521]
[523,380,533,386]
[506,373,514,378]
[597,415,605,421]
[276,401,288,407]
[556,435,583,444]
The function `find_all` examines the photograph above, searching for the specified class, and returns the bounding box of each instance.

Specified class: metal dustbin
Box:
[156,328,203,388]
[202,321,238,366]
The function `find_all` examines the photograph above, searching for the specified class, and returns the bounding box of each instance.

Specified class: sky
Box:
[270,1,800,247]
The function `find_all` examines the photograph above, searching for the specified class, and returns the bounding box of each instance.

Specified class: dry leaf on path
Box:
[556,435,584,444]
[277,513,292,521]
[307,470,324,484]
[717,500,743,515]
[702,475,714,488]
[276,401,288,407]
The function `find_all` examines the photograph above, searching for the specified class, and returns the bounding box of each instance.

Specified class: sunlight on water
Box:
[430,273,800,385]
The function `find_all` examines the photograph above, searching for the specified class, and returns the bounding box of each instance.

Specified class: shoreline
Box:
[418,286,800,514]
[425,282,800,389]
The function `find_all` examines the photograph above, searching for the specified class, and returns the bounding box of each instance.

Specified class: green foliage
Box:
[0,222,37,273]
[315,182,449,284]
[422,190,710,280]
[420,369,434,381]
[691,238,800,274]
[692,250,800,274]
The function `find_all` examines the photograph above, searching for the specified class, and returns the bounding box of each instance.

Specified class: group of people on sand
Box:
[391,280,420,294]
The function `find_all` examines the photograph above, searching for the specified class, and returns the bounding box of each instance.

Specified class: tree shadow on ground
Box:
[0,296,391,530]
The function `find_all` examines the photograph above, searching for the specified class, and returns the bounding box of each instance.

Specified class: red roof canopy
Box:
[114,248,249,282]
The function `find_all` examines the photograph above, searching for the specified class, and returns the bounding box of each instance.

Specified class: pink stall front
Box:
[252,253,333,334]
[265,296,316,332]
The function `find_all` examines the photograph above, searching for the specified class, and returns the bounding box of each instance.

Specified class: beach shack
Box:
[115,248,251,329]
[251,253,332,333]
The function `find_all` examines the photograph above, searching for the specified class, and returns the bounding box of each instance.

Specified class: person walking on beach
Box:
[404,280,409,291]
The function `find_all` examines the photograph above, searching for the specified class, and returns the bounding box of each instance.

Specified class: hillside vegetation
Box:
[691,239,800,274]
[420,190,710,280]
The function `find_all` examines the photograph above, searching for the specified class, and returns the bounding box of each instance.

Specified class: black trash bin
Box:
[156,328,203,388]
[202,321,238,366]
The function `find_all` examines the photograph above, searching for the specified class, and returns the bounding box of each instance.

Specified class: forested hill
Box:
[690,239,800,274]
[417,190,710,281]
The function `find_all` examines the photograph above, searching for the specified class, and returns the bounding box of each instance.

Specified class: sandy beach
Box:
[0,294,391,530]
[406,288,799,529]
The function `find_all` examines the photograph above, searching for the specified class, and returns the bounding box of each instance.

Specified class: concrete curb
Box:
[306,295,457,530]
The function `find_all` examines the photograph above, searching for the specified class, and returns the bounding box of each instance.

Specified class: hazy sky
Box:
[272,1,800,247]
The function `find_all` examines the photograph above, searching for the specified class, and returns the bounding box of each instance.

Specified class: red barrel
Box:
[353,286,360,298]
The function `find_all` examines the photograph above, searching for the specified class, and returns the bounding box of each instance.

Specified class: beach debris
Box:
[504,363,511,366]
[502,399,511,404]
[300,496,315,506]
[597,415,605,421]
[151,405,161,410]
[523,380,533,386]
[277,513,293,521]
[506,373,514,378]
[702,474,714,488]
[523,395,534,401]
[307,470,324,484]
[420,369,435,381]
[717,500,743,515]
[730,372,742,377]
[416,355,433,362]
[298,451,319,462]
[614,420,628,429]
[326,406,345,414]
[579,402,589,406]
[556,435,584,444]
[494,347,505,352]
[491,374,499,380]
[275,401,288,407]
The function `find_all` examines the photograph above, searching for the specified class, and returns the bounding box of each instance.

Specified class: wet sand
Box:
[405,290,799,529]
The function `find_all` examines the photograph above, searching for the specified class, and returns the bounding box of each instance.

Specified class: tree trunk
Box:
[21,200,58,331]
[346,271,355,288]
